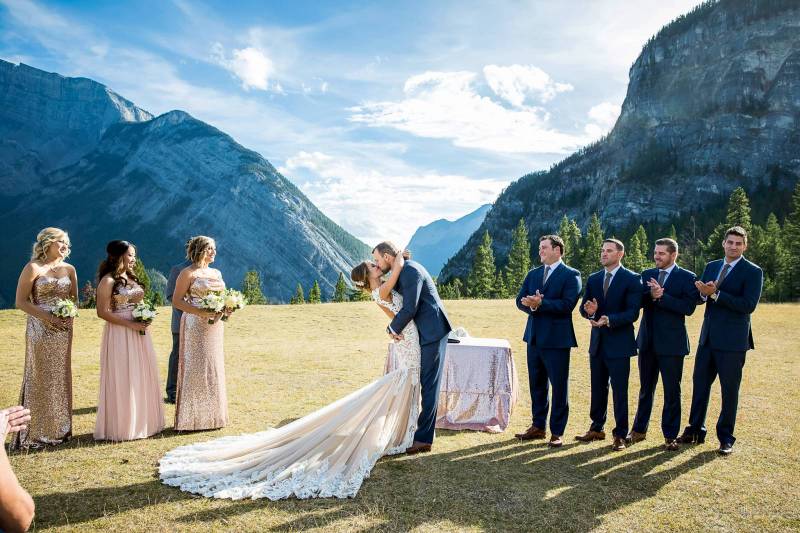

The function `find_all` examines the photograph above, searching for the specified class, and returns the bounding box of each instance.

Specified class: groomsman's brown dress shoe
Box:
[626,430,646,444]
[405,441,432,455]
[575,429,606,442]
[548,435,563,448]
[612,436,627,451]
[664,438,679,451]
[677,429,705,444]
[515,425,546,440]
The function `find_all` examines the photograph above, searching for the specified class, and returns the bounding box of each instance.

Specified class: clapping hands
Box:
[583,298,598,317]
[520,290,543,310]
[647,278,664,300]
[695,280,717,297]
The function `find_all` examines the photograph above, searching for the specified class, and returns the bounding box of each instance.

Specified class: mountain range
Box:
[441,0,800,281]
[0,60,369,306]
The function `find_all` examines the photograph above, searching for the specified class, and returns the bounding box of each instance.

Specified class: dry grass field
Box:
[1,300,798,532]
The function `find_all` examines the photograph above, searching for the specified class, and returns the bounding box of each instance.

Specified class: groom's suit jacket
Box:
[515,262,581,349]
[390,260,452,345]
[697,257,762,352]
[637,265,698,356]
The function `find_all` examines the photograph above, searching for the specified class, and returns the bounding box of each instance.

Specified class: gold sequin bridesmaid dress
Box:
[174,276,228,431]
[94,280,165,441]
[13,275,74,449]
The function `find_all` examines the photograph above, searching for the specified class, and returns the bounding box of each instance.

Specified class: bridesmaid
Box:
[13,227,77,450]
[94,240,165,441]
[172,236,228,431]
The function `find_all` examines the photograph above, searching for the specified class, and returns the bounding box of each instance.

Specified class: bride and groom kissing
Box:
[158,241,452,500]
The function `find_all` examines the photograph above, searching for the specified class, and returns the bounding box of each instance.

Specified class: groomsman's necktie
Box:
[657,270,667,286]
[603,271,612,297]
[542,265,551,285]
[716,263,732,287]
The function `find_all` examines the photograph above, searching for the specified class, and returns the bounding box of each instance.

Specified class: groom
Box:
[373,241,452,455]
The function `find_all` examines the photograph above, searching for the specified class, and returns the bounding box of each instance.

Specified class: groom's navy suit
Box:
[579,265,641,438]
[389,260,452,444]
[632,265,698,439]
[516,261,581,436]
[684,256,762,446]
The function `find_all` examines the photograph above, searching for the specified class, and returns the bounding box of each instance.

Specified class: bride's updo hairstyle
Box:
[350,262,371,293]
[186,236,215,264]
[31,227,71,262]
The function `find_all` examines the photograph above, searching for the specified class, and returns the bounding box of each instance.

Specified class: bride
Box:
[158,253,421,500]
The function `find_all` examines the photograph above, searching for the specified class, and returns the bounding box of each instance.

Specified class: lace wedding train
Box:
[159,289,421,500]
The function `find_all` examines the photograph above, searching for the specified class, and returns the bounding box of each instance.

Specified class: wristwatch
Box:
[710,291,720,301]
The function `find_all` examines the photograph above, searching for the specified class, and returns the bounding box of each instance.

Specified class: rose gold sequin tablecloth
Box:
[385,337,517,433]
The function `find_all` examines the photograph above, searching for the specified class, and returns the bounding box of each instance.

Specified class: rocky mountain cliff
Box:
[441,0,800,281]
[406,204,491,277]
[0,60,369,306]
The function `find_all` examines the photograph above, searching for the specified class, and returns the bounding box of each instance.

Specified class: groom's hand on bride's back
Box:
[402,249,411,260]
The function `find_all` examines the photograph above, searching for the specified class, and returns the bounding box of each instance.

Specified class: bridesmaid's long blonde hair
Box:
[31,227,71,262]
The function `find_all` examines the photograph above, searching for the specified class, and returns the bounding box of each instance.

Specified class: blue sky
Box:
[1,0,700,246]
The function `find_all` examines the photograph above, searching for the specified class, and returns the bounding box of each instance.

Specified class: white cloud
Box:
[483,64,573,107]
[584,101,621,139]
[349,69,588,154]
[279,150,507,246]
[210,43,275,91]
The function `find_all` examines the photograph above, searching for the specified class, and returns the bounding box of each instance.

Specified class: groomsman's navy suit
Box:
[516,261,581,436]
[389,260,452,444]
[632,264,698,439]
[579,265,641,438]
[683,256,762,446]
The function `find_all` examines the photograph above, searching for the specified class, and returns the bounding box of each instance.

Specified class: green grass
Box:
[1,301,798,532]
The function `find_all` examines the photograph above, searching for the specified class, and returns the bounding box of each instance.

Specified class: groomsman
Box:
[164,257,192,404]
[679,226,762,455]
[629,238,698,450]
[515,235,582,448]
[577,239,641,451]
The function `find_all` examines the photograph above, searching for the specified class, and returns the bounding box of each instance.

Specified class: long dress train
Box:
[159,289,420,500]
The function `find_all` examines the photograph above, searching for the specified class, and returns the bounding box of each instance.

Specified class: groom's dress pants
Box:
[415,334,450,444]
[527,344,570,436]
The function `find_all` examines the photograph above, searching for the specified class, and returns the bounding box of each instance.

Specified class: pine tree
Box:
[308,280,322,304]
[558,215,582,267]
[242,270,267,304]
[750,214,785,301]
[80,281,96,309]
[667,224,678,241]
[579,213,604,279]
[451,278,464,299]
[333,273,348,302]
[626,225,649,273]
[467,230,496,298]
[492,270,509,299]
[782,182,800,299]
[504,219,531,293]
[348,287,371,302]
[703,186,754,265]
[132,257,155,304]
[290,283,305,304]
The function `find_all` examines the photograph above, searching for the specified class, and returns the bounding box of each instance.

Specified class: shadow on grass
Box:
[8,428,199,456]
[164,440,715,531]
[73,406,97,415]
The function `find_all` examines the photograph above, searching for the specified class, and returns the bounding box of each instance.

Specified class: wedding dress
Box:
[158,289,421,500]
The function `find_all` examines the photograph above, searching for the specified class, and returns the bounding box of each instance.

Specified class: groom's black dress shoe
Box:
[405,441,432,455]
[718,442,734,456]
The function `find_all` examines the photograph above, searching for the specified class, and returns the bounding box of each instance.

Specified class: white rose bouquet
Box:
[52,299,78,319]
[221,289,246,321]
[132,301,158,335]
[199,292,225,324]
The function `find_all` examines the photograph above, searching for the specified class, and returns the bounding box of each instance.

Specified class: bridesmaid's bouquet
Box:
[221,289,246,321]
[132,302,158,335]
[52,299,78,319]
[199,292,225,324]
